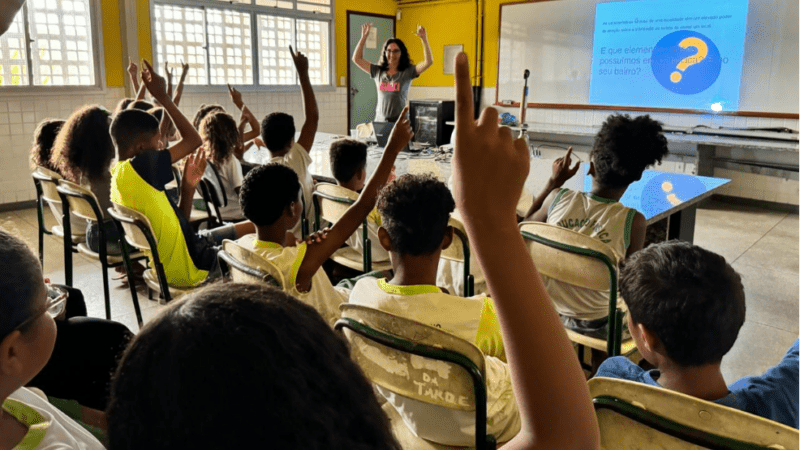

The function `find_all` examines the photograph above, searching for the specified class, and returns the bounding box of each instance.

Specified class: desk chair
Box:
[312,183,392,273]
[197,162,246,228]
[335,304,497,450]
[56,181,147,321]
[440,217,475,297]
[218,239,284,288]
[588,377,799,450]
[31,167,84,284]
[107,203,192,309]
[519,222,636,369]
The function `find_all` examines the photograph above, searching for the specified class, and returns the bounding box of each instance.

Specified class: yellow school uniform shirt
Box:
[348,277,519,446]
[111,156,208,287]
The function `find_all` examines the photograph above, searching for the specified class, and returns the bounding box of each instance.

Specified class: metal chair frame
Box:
[313,187,375,273]
[31,169,79,285]
[335,305,497,450]
[217,249,282,288]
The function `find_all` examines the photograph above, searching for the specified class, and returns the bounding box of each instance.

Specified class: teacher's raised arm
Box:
[414,26,433,75]
[351,23,373,74]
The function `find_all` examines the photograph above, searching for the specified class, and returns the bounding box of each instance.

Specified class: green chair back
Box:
[219,238,285,288]
[440,217,475,297]
[313,183,374,273]
[589,377,799,450]
[335,304,497,450]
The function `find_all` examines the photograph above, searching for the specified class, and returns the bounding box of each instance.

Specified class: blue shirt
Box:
[595,339,799,428]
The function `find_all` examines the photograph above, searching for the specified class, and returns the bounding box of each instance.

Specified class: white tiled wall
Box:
[0,86,349,208]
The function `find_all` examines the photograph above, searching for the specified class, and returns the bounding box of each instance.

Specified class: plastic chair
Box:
[218,238,285,288]
[56,181,147,321]
[440,217,475,297]
[106,203,192,307]
[31,167,84,284]
[519,222,636,365]
[588,377,799,450]
[312,183,392,273]
[335,304,497,450]
[197,162,245,228]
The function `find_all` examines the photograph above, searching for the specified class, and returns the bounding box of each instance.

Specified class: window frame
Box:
[151,0,336,93]
[0,0,107,94]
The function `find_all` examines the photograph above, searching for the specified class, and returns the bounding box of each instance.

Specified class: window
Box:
[0,0,99,87]
[153,0,332,87]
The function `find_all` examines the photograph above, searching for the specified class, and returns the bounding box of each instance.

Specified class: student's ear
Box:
[440,225,454,250]
[0,332,25,378]
[377,226,393,252]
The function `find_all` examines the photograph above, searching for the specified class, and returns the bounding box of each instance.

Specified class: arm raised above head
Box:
[352,22,373,75]
[415,26,433,75]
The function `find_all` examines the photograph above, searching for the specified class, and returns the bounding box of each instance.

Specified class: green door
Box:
[347,12,395,130]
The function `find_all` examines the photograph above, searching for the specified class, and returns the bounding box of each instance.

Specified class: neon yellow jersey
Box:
[110,159,208,287]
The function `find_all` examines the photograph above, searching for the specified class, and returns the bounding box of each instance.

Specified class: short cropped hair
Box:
[591,114,669,188]
[128,100,155,112]
[620,241,746,367]
[261,112,295,152]
[377,174,455,256]
[0,230,43,340]
[110,109,160,157]
[329,139,368,184]
[240,163,301,227]
[107,283,400,450]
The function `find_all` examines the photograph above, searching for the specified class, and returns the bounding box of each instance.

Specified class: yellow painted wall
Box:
[137,0,154,63]
[395,1,476,87]
[334,0,396,85]
[100,0,123,87]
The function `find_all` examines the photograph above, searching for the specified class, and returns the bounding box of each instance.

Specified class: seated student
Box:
[524,114,669,339]
[110,60,254,287]
[328,138,390,263]
[261,47,318,239]
[199,111,245,219]
[106,283,401,450]
[50,105,128,256]
[450,51,599,450]
[30,119,64,173]
[0,230,107,449]
[237,108,411,325]
[595,241,799,428]
[348,173,518,446]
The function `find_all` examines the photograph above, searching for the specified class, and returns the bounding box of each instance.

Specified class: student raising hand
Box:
[451,51,599,450]
[289,45,309,75]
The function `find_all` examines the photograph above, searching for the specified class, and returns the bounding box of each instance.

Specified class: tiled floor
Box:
[1,199,797,382]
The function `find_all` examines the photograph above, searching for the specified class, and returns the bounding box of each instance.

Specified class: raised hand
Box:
[141,59,168,101]
[361,23,372,39]
[550,147,580,187]
[166,63,174,97]
[289,45,309,75]
[227,84,244,110]
[415,25,428,41]
[182,151,207,190]
[300,227,330,245]
[385,106,413,152]
[127,58,138,78]
[180,59,189,79]
[451,52,529,221]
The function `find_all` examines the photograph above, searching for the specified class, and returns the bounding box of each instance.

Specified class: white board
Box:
[496,0,798,114]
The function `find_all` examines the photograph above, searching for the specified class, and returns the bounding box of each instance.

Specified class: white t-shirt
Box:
[3,387,105,449]
[544,188,635,320]
[215,157,244,219]
[349,277,519,446]
[240,235,349,326]
[269,142,314,240]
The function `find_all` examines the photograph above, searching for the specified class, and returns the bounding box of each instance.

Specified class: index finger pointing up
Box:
[454,52,473,129]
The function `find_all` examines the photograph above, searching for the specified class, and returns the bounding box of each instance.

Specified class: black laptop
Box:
[373,121,414,152]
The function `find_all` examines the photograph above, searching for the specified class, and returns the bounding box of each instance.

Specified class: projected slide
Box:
[588,0,749,111]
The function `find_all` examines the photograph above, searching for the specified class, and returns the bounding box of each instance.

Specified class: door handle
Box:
[350,87,359,96]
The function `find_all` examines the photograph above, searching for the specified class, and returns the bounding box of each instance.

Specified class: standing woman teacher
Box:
[352,23,434,122]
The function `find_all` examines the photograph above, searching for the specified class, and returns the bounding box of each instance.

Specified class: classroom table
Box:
[243,132,730,243]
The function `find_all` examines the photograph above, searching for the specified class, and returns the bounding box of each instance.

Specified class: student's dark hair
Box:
[147,107,164,124]
[51,105,114,185]
[329,139,367,184]
[113,98,135,115]
[192,104,225,130]
[377,173,454,256]
[240,163,301,226]
[261,112,295,152]
[620,240,746,367]
[0,230,43,340]
[110,109,160,158]
[30,119,65,171]
[107,283,400,450]
[378,38,413,72]
[127,100,155,112]
[591,114,669,188]
[200,111,241,166]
